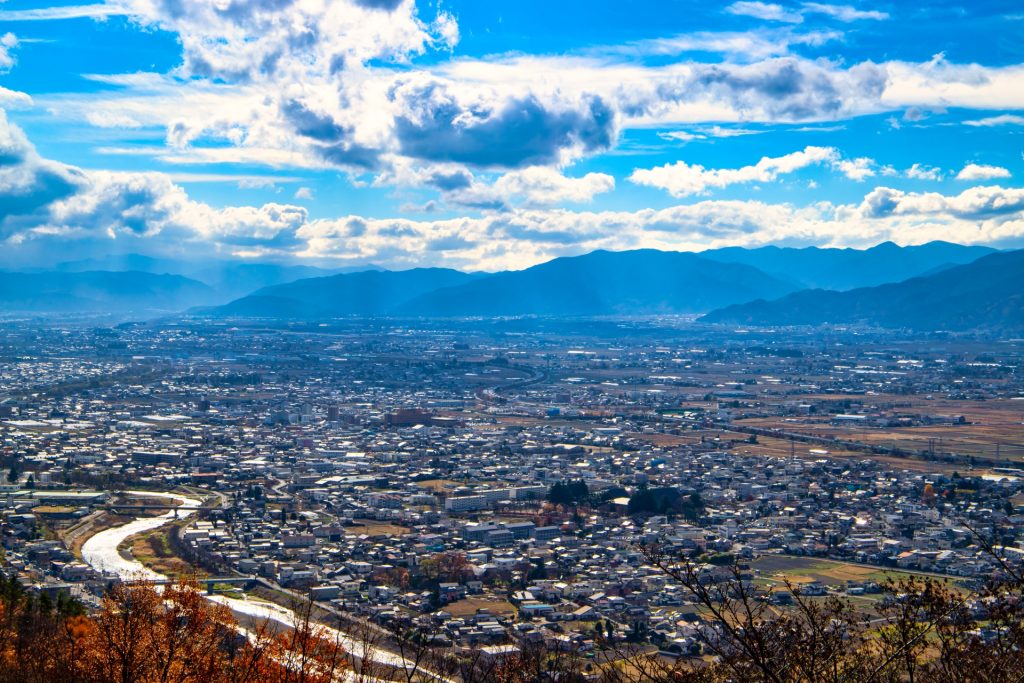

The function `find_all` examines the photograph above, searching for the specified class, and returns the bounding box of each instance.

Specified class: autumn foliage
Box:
[0,575,348,683]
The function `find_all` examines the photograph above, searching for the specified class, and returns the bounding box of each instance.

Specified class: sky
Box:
[0,0,1023,271]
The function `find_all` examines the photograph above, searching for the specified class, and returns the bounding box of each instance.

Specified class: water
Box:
[78,491,447,678]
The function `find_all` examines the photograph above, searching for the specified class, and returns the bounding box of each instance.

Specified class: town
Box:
[0,317,1022,671]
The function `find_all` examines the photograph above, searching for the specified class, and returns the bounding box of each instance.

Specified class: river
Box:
[79,490,450,680]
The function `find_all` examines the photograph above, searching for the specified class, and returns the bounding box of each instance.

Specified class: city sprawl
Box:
[0,319,1022,666]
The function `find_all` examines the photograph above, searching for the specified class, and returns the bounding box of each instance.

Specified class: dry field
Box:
[345,520,411,536]
[738,397,1024,462]
[443,597,517,618]
[753,555,959,588]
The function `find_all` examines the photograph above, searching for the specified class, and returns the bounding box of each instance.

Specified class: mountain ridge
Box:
[700,249,1024,331]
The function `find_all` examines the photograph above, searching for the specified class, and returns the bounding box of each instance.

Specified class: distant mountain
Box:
[53,254,382,301]
[700,241,997,291]
[701,250,1024,331]
[0,270,214,314]
[210,268,477,317]
[397,249,797,316]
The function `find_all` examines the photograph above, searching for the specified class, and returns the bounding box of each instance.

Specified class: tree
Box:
[627,486,657,515]
[0,576,350,683]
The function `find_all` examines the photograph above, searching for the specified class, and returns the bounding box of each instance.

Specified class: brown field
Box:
[753,555,961,589]
[739,396,1024,462]
[345,520,411,536]
[443,597,517,618]
[414,479,461,492]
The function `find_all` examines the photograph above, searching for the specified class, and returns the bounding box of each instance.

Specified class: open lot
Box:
[443,597,517,618]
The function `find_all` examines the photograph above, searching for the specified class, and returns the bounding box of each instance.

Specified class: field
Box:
[753,555,959,589]
[738,396,1024,463]
[413,479,461,493]
[443,597,517,618]
[345,520,411,536]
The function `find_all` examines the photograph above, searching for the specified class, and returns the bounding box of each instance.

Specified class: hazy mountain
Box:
[0,270,215,314]
[53,254,382,300]
[701,250,1024,331]
[396,249,797,316]
[700,241,997,291]
[211,268,477,317]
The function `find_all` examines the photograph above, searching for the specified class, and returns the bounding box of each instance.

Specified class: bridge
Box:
[102,504,219,513]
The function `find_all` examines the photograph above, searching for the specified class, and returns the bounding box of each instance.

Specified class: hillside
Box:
[699,241,997,291]
[396,249,797,316]
[52,254,377,301]
[0,270,215,314]
[212,267,476,317]
[700,249,1024,331]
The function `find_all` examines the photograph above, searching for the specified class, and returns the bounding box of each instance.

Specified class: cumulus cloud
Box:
[5,104,1024,271]
[28,22,1024,196]
[291,184,1024,271]
[956,163,1012,181]
[0,107,306,259]
[905,163,944,181]
[456,168,615,209]
[0,109,85,234]
[389,79,617,169]
[629,145,840,196]
[859,185,1024,221]
[117,0,447,83]
[833,156,875,181]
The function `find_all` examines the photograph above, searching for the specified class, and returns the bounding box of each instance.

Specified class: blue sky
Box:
[0,0,1023,271]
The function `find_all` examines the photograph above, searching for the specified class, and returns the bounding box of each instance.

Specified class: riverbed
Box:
[78,490,446,679]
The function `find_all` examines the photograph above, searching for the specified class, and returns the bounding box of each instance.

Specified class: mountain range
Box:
[211,268,477,317]
[0,271,214,315]
[700,249,1024,331]
[394,250,795,316]
[50,254,380,301]
[211,242,1002,320]
[699,241,997,291]
[3,242,1020,330]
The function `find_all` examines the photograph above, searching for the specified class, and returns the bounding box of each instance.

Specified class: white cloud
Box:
[294,186,314,200]
[5,105,1024,271]
[726,1,887,25]
[0,33,17,73]
[905,164,944,181]
[0,86,31,108]
[294,184,1024,271]
[659,131,707,143]
[801,3,889,22]
[8,1,1024,214]
[956,163,1012,181]
[834,156,875,181]
[377,163,615,209]
[614,28,841,60]
[0,4,127,21]
[963,114,1024,127]
[726,2,803,23]
[464,168,615,208]
[629,146,838,196]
